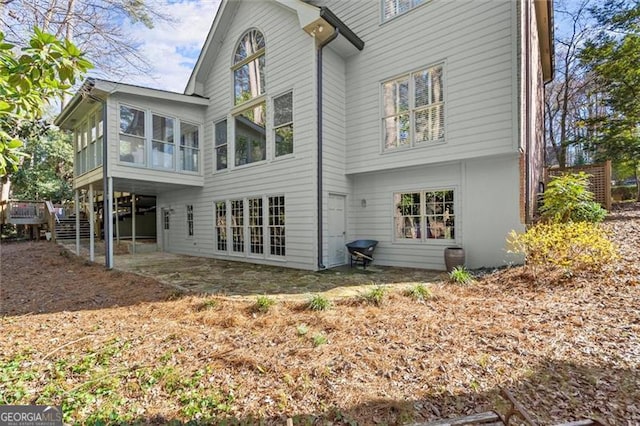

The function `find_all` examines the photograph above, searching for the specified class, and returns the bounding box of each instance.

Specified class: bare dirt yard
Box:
[1,204,639,425]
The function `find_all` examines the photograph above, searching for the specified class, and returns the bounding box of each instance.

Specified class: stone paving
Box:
[61,241,444,299]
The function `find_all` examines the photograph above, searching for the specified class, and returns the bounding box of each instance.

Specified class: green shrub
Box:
[307,294,331,311]
[363,285,386,306]
[312,333,328,347]
[296,324,309,336]
[540,172,606,223]
[254,295,276,313]
[448,266,474,285]
[405,284,434,301]
[507,222,617,276]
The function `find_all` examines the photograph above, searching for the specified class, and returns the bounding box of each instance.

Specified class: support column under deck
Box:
[89,184,95,262]
[74,190,80,255]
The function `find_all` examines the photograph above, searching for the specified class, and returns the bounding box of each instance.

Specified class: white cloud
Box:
[112,0,221,93]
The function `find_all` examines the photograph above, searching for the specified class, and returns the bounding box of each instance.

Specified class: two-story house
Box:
[56,0,553,271]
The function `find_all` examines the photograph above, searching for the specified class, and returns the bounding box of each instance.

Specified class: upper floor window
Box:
[180,122,199,172]
[233,29,265,106]
[152,114,175,170]
[382,0,426,21]
[215,120,228,171]
[382,64,444,151]
[119,106,146,165]
[235,102,266,166]
[274,91,293,157]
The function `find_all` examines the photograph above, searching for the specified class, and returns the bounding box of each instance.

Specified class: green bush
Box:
[307,294,331,311]
[254,295,276,313]
[507,222,617,276]
[363,285,386,306]
[540,172,606,223]
[405,284,433,301]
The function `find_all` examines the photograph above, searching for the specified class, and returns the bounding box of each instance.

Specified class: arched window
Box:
[233,29,265,105]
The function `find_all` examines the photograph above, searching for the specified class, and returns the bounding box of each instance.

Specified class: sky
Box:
[111,0,222,93]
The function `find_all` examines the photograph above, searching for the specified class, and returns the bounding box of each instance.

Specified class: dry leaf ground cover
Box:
[1,203,639,425]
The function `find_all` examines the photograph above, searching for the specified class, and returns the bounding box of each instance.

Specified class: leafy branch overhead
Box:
[0,28,92,176]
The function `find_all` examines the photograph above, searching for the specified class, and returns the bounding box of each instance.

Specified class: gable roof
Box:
[184,0,364,97]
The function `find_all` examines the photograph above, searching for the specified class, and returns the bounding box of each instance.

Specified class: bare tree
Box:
[1,0,171,81]
[545,0,600,167]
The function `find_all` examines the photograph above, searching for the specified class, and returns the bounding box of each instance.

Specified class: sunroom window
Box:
[180,122,199,172]
[235,102,266,166]
[383,64,444,150]
[394,189,455,241]
[119,106,146,164]
[152,114,174,169]
[233,29,265,106]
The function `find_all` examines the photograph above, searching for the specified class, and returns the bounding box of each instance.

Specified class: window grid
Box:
[215,201,227,251]
[382,64,444,151]
[235,102,266,166]
[180,122,199,172]
[152,114,175,170]
[233,29,265,106]
[268,196,285,256]
[119,105,146,165]
[231,200,244,253]
[163,210,170,230]
[274,92,293,157]
[249,198,264,254]
[394,190,455,241]
[382,0,426,22]
[186,205,194,237]
[215,120,228,171]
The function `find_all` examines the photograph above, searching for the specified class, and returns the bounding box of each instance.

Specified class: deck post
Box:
[106,177,114,269]
[132,193,136,254]
[74,190,80,255]
[89,184,95,262]
[115,192,120,244]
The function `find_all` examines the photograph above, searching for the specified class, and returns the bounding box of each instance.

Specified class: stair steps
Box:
[55,217,92,240]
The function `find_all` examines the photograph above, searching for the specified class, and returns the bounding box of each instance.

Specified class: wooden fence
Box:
[545,161,612,210]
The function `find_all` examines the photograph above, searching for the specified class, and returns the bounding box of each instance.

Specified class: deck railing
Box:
[1,200,47,224]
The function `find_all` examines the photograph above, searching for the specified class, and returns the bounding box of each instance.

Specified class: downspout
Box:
[524,0,531,224]
[316,28,340,270]
[85,91,111,268]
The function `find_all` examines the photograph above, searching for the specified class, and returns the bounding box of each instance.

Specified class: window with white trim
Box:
[119,105,146,164]
[152,114,175,170]
[268,196,285,256]
[394,189,455,241]
[215,201,227,251]
[180,122,199,172]
[235,102,266,166]
[274,91,293,157]
[186,204,194,237]
[382,64,444,150]
[231,199,244,253]
[382,0,427,21]
[233,29,265,106]
[249,198,264,254]
[215,120,227,171]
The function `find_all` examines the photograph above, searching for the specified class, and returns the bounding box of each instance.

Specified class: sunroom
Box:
[55,78,209,267]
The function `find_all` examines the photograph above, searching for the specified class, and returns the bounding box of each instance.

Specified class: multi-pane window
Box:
[268,196,285,256]
[274,92,293,157]
[152,114,175,169]
[383,64,444,150]
[394,190,455,241]
[74,108,103,176]
[180,122,199,172]
[235,103,266,166]
[96,110,103,167]
[233,29,265,105]
[231,200,244,253]
[88,114,96,170]
[249,198,264,254]
[163,209,170,230]
[215,201,227,251]
[186,205,194,237]
[382,0,426,21]
[215,120,227,171]
[119,105,146,164]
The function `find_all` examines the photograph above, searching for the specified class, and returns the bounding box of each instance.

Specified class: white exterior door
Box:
[327,194,346,267]
[161,208,170,251]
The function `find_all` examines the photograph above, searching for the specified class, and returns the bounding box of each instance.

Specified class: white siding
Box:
[351,155,522,270]
[318,0,518,174]
[159,1,320,270]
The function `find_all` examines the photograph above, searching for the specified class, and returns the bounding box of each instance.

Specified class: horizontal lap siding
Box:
[161,1,318,270]
[317,0,516,174]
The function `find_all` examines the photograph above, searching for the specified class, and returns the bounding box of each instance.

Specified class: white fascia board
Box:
[93,80,209,106]
[274,0,321,28]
